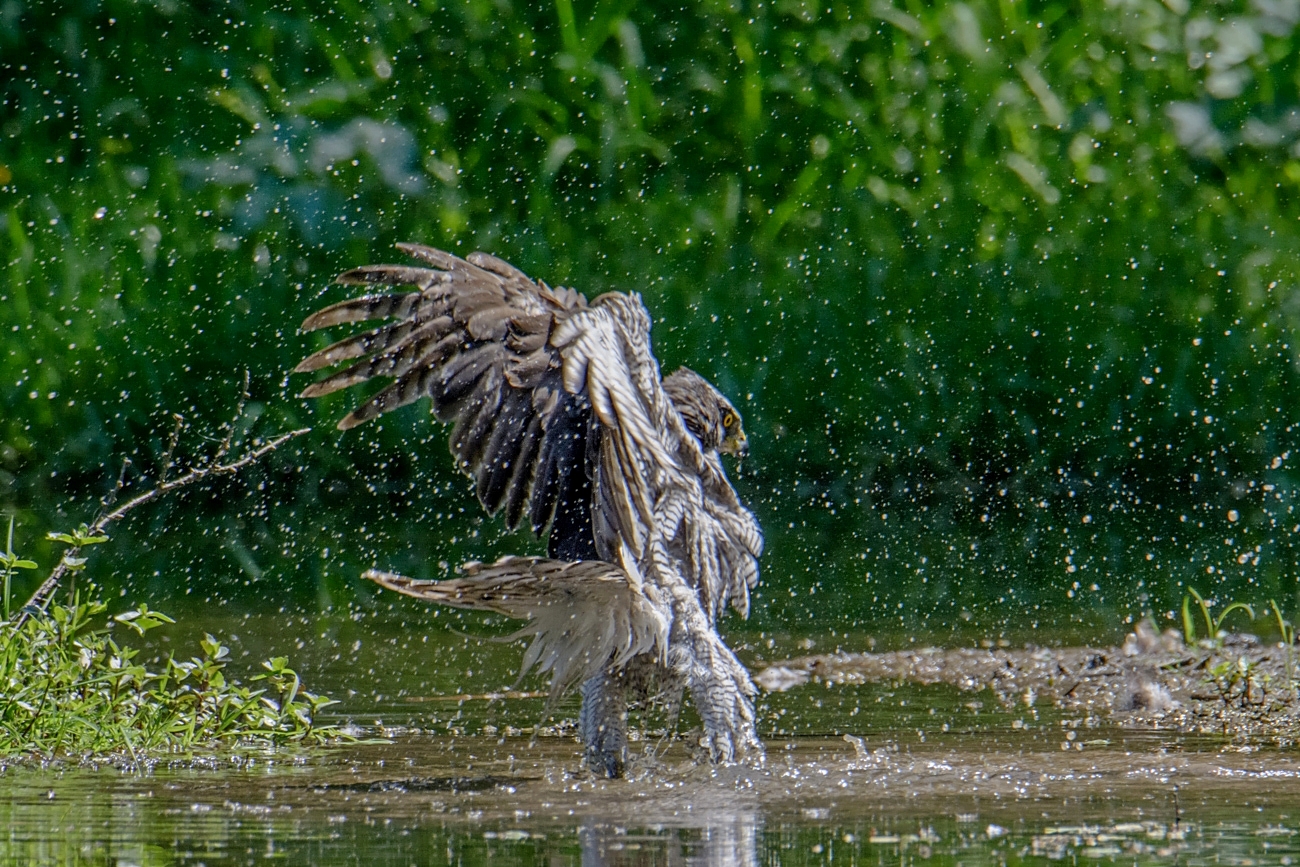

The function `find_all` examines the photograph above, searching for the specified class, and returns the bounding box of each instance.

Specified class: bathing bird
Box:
[294,244,763,775]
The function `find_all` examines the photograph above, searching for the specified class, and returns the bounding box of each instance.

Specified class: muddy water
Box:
[6,730,1300,865]
[6,613,1300,864]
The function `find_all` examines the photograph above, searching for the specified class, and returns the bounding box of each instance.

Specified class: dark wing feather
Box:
[299,291,424,331]
[296,245,594,540]
[475,387,533,514]
[502,413,545,529]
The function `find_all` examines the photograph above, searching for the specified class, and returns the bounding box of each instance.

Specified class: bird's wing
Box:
[365,553,668,701]
[551,292,763,620]
[551,292,764,760]
[296,245,594,544]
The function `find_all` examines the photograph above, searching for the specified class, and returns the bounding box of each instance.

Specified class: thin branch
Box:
[87,458,134,544]
[104,458,133,513]
[18,427,310,623]
[158,414,185,485]
[215,370,251,464]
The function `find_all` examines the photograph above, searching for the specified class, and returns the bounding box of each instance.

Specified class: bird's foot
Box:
[584,741,627,779]
[696,702,765,765]
[677,642,765,766]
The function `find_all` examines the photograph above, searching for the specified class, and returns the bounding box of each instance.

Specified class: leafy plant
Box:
[0,590,341,758]
[1204,655,1271,724]
[0,407,334,760]
[1177,593,1300,712]
[0,515,36,621]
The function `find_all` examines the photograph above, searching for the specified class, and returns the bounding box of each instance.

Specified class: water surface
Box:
[6,613,1300,865]
[8,727,1300,865]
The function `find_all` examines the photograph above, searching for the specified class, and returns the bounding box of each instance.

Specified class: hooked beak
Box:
[721,430,749,459]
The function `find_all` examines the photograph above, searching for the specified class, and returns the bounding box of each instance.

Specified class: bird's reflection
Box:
[579,811,759,867]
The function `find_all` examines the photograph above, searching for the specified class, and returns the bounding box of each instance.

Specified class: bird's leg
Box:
[579,669,628,778]
[664,582,764,764]
[641,661,687,764]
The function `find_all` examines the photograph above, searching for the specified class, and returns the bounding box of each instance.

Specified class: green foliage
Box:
[42,523,109,580]
[1,515,37,621]
[1173,589,1300,722]
[0,594,340,758]
[1180,590,1300,706]
[0,511,340,760]
[46,526,110,548]
[3,0,1300,621]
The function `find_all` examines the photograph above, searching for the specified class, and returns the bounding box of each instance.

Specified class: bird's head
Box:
[664,367,749,458]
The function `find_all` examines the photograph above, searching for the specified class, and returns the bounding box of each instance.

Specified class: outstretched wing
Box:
[366,554,668,700]
[296,244,762,619]
[295,245,596,555]
[553,293,764,621]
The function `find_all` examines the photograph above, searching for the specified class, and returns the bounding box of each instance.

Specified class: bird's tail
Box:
[365,554,668,701]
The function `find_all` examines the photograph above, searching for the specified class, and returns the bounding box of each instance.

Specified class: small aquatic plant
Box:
[1180,588,1256,648]
[1204,655,1269,715]
[1173,589,1300,730]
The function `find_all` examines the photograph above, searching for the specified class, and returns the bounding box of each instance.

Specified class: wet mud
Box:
[755,621,1300,743]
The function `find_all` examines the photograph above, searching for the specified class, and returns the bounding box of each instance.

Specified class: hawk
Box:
[294,244,764,775]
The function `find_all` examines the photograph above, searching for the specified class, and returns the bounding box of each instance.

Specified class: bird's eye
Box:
[722,412,736,429]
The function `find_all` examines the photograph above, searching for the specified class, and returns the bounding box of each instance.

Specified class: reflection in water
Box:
[580,811,759,867]
[6,732,1300,865]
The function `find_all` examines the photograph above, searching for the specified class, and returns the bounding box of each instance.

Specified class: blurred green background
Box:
[3,0,1300,637]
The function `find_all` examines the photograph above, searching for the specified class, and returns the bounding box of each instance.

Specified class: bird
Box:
[293,243,764,775]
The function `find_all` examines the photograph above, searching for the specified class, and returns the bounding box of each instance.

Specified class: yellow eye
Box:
[722,412,737,429]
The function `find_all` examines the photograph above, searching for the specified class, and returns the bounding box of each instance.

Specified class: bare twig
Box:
[104,458,133,514]
[159,414,185,485]
[216,370,251,464]
[18,427,309,623]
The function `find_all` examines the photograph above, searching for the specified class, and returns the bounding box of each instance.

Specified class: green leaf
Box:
[46,526,110,547]
[1181,595,1196,646]
[114,606,177,636]
[1215,602,1257,633]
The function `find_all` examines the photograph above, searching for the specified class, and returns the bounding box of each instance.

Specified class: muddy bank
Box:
[754,622,1300,742]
